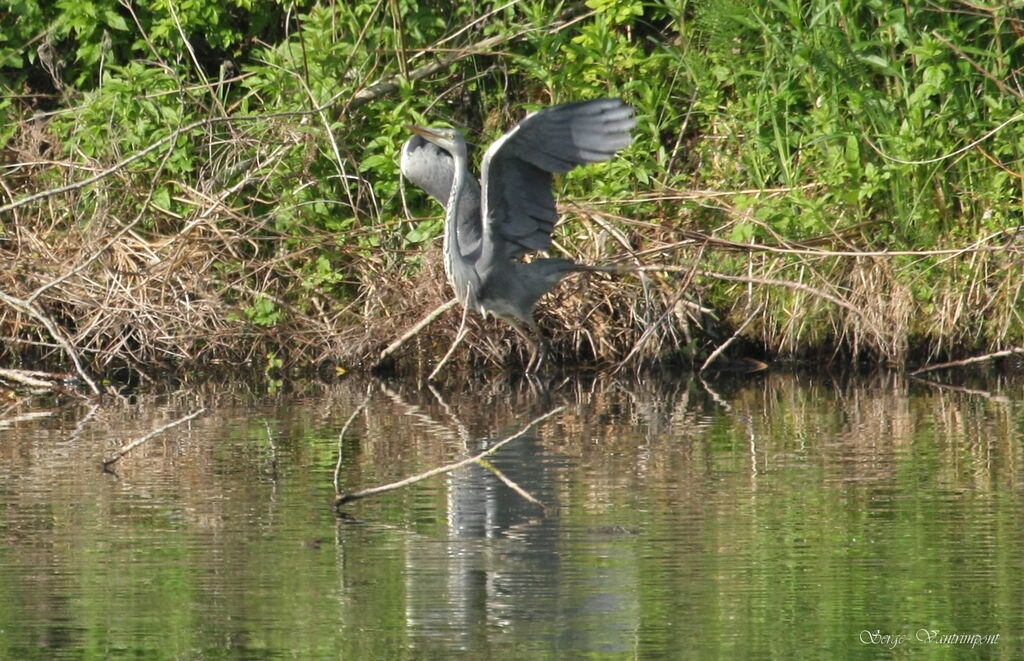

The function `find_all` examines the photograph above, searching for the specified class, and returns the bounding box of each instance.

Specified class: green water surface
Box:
[0,373,1020,659]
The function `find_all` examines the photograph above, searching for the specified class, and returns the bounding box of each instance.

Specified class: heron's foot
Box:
[505,318,547,376]
[524,343,547,376]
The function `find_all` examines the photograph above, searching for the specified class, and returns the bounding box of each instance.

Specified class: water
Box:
[1,373,1022,659]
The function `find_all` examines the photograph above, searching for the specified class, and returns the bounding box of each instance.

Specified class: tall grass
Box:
[660,0,1024,362]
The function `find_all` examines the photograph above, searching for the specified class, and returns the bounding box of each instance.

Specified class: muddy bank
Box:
[2,211,1023,394]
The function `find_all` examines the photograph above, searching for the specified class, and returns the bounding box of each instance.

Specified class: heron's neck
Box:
[444,150,467,297]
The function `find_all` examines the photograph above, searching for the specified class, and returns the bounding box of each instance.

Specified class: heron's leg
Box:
[529,324,547,374]
[506,319,545,374]
[429,303,471,381]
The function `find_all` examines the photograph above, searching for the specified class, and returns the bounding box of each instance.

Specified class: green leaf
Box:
[152,187,172,210]
[359,154,389,172]
[728,222,755,243]
[105,9,129,32]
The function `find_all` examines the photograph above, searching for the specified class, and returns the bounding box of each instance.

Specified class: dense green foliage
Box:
[2,0,1023,374]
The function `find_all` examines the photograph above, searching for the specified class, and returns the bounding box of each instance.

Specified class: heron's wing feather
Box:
[481,98,635,259]
[400,136,483,257]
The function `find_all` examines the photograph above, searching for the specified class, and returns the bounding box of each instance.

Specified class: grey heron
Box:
[400,98,636,372]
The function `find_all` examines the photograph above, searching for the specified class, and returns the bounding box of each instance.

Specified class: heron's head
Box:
[405,125,467,158]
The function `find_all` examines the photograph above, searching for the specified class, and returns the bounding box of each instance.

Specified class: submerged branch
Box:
[333,395,370,496]
[909,377,1011,402]
[478,458,545,508]
[101,408,207,470]
[334,405,564,507]
[909,347,1024,376]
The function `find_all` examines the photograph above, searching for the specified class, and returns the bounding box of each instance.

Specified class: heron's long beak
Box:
[406,125,477,154]
[405,125,443,142]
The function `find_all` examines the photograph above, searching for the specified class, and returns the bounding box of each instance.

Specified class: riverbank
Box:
[2,1,1022,386]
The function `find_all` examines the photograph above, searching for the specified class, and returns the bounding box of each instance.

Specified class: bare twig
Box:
[607,245,704,370]
[932,30,1022,100]
[610,264,867,321]
[699,377,732,411]
[701,304,763,373]
[699,267,863,319]
[334,396,369,496]
[0,289,100,395]
[69,403,101,443]
[909,347,1024,376]
[1,116,232,214]
[616,226,1023,261]
[429,302,470,381]
[335,405,564,506]
[101,408,206,469]
[25,133,179,307]
[0,368,60,390]
[478,458,545,508]
[864,111,1024,166]
[378,297,459,363]
[0,24,534,217]
[909,376,1010,402]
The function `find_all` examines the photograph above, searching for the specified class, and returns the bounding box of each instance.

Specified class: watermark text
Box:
[860,629,999,649]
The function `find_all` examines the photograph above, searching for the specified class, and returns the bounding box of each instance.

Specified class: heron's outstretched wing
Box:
[400,135,483,257]
[480,98,635,260]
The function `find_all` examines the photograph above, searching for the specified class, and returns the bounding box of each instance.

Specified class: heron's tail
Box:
[571,262,637,276]
[529,258,641,289]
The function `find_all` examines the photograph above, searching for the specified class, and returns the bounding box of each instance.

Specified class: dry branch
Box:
[0,368,61,390]
[478,458,544,508]
[909,347,1024,376]
[627,225,1023,260]
[700,304,764,372]
[378,297,459,364]
[0,367,95,397]
[0,411,54,429]
[609,263,870,323]
[334,405,564,507]
[1,116,232,214]
[909,377,1010,402]
[0,289,99,394]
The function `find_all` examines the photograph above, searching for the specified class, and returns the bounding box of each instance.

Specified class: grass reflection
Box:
[0,373,1021,659]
